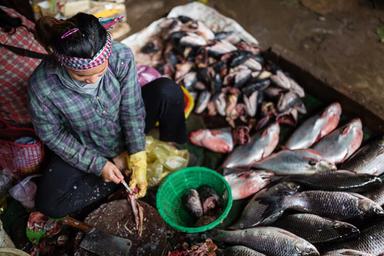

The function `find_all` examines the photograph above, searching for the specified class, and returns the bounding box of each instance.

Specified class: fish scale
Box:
[222,245,266,256]
[364,186,384,206]
[322,249,374,256]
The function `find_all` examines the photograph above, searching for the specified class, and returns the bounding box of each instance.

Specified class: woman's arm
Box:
[29,89,108,176]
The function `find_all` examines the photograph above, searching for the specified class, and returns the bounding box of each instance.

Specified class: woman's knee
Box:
[149,77,184,102]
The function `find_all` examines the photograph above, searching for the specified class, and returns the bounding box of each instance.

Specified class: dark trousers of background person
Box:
[35,77,187,218]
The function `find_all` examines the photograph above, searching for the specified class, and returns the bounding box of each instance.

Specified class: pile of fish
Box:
[138,15,306,128]
[190,102,384,255]
[182,185,223,227]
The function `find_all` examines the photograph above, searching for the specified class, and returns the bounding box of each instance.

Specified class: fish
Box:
[251,149,336,175]
[243,90,258,117]
[286,170,382,192]
[241,79,270,95]
[189,127,233,153]
[232,125,251,145]
[312,119,363,164]
[175,62,193,80]
[277,91,306,114]
[221,245,266,256]
[180,32,207,47]
[265,191,384,221]
[273,213,360,244]
[331,220,384,255]
[341,136,384,176]
[206,40,237,56]
[271,70,305,97]
[197,185,222,214]
[225,171,274,200]
[363,185,384,206]
[243,58,262,72]
[180,71,197,91]
[182,189,203,218]
[194,91,211,114]
[210,227,320,256]
[322,249,374,256]
[222,122,280,169]
[230,182,301,229]
[285,103,342,150]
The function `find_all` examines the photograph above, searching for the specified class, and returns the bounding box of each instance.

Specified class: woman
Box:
[29,13,187,218]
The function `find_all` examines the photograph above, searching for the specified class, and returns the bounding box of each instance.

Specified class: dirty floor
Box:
[124,0,384,125]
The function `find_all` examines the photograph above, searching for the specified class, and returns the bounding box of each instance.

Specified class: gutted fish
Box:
[223,123,280,169]
[286,103,342,150]
[273,213,359,244]
[312,119,363,164]
[211,227,319,256]
[287,170,382,193]
[251,149,336,175]
[341,136,384,176]
[225,170,274,200]
[230,182,301,229]
[189,127,233,153]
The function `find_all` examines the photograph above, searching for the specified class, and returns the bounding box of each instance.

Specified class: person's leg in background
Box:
[141,77,187,144]
[35,153,118,218]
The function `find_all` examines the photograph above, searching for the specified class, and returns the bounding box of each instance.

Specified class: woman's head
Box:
[35,13,111,84]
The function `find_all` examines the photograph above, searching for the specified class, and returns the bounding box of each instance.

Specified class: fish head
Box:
[358,197,384,217]
[306,157,336,172]
[332,222,360,239]
[324,102,342,118]
[294,240,319,256]
[273,182,301,196]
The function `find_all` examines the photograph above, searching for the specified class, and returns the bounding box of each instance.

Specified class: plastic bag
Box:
[0,219,14,248]
[9,175,40,209]
[145,136,189,187]
[0,170,13,197]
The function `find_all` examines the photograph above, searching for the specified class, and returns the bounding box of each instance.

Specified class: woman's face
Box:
[66,60,109,84]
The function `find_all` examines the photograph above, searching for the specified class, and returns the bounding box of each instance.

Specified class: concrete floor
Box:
[124,0,384,124]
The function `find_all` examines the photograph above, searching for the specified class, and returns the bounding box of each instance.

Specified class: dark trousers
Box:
[35,78,187,218]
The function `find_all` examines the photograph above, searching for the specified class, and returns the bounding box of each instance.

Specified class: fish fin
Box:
[258,195,288,224]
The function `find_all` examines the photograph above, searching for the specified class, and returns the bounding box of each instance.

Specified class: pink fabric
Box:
[137,65,161,87]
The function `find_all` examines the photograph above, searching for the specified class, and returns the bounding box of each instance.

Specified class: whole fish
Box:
[312,119,363,164]
[341,136,384,176]
[189,127,233,153]
[222,123,280,169]
[250,149,336,175]
[225,171,274,200]
[265,191,384,221]
[222,245,266,256]
[195,91,211,114]
[230,182,301,229]
[210,227,319,256]
[363,186,384,206]
[273,213,359,244]
[332,220,384,255]
[287,170,382,192]
[286,102,342,150]
[322,249,374,256]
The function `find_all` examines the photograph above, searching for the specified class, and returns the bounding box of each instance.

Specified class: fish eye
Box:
[308,160,317,166]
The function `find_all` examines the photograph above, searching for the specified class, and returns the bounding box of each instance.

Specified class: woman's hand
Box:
[101,161,124,184]
[112,151,128,171]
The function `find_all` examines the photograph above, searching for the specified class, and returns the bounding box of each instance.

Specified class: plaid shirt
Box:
[0,6,46,125]
[28,42,146,175]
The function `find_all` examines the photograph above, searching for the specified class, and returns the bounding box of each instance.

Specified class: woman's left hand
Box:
[113,151,128,171]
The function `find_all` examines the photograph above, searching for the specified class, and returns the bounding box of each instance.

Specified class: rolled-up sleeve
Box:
[29,86,107,175]
[114,46,146,154]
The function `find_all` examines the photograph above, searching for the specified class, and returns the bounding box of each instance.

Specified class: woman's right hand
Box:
[101,161,124,184]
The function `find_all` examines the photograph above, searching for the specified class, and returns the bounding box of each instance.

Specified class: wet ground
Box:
[124,0,384,125]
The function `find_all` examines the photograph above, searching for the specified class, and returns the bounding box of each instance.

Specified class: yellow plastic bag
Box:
[145,136,189,187]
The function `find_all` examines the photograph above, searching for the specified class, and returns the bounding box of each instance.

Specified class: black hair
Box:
[35,13,107,58]
[0,7,23,33]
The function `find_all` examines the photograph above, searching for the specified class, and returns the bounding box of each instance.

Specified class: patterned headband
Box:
[54,32,112,71]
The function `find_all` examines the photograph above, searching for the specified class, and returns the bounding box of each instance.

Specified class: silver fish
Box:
[214,92,226,116]
[277,91,307,114]
[270,191,384,221]
[194,91,211,114]
[222,245,266,256]
[225,170,274,200]
[322,249,374,256]
[287,170,382,193]
[243,58,262,72]
[206,40,237,56]
[332,220,384,255]
[230,182,301,229]
[312,119,363,164]
[180,71,197,91]
[273,213,359,244]
[286,103,342,150]
[211,227,319,256]
[222,123,280,169]
[251,149,336,175]
[341,136,384,176]
[271,70,305,97]
[180,32,207,47]
[363,186,384,206]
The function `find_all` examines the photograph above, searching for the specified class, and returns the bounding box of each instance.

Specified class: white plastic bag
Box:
[8,175,40,209]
